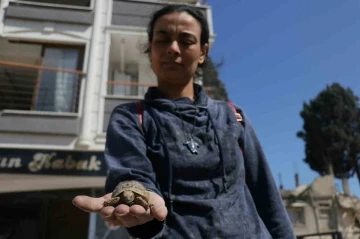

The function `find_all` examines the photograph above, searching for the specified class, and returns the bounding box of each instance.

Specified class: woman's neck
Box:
[157,80,195,100]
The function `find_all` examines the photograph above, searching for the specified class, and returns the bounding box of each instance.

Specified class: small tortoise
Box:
[103,180,153,210]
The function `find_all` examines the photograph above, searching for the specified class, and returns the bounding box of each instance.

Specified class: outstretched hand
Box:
[72,191,167,228]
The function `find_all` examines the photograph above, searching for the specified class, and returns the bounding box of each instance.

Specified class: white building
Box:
[0,0,215,238]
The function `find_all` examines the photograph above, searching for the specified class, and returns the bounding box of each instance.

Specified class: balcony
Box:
[0,61,84,113]
[9,0,92,9]
[107,80,156,98]
[0,38,85,136]
[162,0,200,4]
[106,33,157,96]
[3,0,94,28]
[111,0,210,30]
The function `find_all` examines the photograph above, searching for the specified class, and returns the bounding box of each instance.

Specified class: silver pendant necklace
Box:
[184,138,199,154]
[174,102,199,155]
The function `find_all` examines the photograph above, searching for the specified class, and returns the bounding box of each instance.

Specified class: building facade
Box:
[0,0,214,238]
[282,175,360,239]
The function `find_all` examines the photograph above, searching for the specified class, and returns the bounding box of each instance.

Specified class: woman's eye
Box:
[182,41,194,45]
[155,39,169,43]
[180,38,195,45]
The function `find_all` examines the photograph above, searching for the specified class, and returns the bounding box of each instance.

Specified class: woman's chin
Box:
[161,76,192,86]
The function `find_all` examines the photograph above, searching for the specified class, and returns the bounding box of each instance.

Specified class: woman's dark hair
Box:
[146,4,210,52]
[145,4,211,71]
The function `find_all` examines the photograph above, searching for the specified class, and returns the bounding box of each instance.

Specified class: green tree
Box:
[297,83,360,195]
[196,56,229,101]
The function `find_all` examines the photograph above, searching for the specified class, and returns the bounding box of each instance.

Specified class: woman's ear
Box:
[198,43,209,64]
[147,51,152,62]
[145,43,151,61]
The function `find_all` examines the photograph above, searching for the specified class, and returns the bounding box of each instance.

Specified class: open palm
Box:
[72,191,168,228]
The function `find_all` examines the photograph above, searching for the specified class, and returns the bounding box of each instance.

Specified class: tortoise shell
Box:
[112,180,150,200]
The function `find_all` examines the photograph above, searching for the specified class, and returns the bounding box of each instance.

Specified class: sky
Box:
[207,0,360,196]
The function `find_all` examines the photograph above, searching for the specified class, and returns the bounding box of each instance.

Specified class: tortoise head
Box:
[121,190,135,204]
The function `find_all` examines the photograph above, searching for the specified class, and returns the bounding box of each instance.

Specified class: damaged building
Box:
[281,175,360,239]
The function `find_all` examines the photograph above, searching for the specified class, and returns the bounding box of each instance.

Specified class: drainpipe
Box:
[76,0,103,148]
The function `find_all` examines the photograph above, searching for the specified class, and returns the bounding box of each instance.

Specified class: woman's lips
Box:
[162,62,183,69]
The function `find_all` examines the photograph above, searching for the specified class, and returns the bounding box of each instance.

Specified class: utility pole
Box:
[278,173,284,190]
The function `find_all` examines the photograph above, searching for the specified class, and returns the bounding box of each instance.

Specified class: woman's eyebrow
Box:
[154,30,169,35]
[154,30,197,38]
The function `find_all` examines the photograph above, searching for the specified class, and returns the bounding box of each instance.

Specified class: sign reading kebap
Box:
[0,148,107,176]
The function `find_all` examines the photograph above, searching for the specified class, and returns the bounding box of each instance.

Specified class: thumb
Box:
[72,194,111,213]
[149,192,168,221]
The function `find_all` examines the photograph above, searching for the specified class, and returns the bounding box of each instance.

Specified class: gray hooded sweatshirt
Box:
[104,84,295,239]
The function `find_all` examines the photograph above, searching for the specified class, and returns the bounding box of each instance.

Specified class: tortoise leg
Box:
[103,197,121,207]
[134,196,151,210]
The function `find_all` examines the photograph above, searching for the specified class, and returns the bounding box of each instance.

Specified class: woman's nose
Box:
[167,41,180,55]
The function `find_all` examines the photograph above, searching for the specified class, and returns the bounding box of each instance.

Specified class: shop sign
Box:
[0,148,107,176]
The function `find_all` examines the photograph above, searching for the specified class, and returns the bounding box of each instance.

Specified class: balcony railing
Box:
[107,80,214,98]
[10,0,92,9]
[0,60,85,113]
[164,0,199,3]
[107,80,156,98]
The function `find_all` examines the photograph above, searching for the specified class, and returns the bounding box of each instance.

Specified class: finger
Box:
[113,205,152,227]
[72,195,109,213]
[129,205,147,217]
[111,204,139,227]
[105,220,119,228]
[114,204,130,215]
[129,205,154,225]
[114,213,141,228]
[99,207,126,227]
[151,204,168,221]
[102,216,123,227]
[101,214,117,223]
[106,220,125,228]
[148,192,168,221]
[100,206,115,219]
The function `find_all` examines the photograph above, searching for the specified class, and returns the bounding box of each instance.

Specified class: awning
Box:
[0,174,106,193]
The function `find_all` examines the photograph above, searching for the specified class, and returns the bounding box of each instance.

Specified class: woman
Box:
[73,4,295,239]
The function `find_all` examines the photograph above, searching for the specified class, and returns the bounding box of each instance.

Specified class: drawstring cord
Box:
[207,108,228,192]
[148,106,174,214]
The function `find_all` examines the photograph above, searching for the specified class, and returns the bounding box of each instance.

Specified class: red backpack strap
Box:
[135,100,144,129]
[227,101,248,184]
[227,102,244,125]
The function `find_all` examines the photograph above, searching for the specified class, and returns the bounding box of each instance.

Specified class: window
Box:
[0,38,85,113]
[318,208,336,229]
[287,207,305,226]
[108,62,142,97]
[319,208,332,220]
[12,0,91,7]
[35,47,83,112]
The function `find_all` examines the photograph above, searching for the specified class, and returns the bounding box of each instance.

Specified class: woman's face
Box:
[149,12,208,86]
